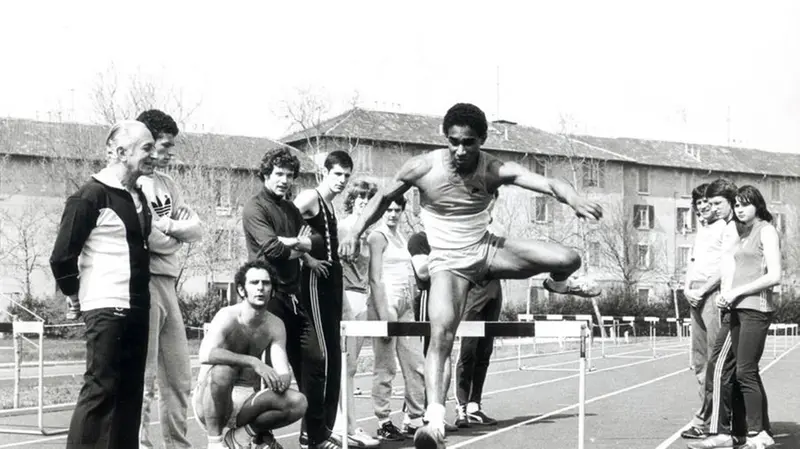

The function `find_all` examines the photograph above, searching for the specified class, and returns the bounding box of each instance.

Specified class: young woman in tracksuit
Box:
[691,185,779,449]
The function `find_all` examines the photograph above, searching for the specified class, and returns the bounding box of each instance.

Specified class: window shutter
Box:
[633,206,641,228]
[676,209,684,231]
[599,163,606,189]
[691,212,697,232]
[648,247,654,267]
[648,205,655,229]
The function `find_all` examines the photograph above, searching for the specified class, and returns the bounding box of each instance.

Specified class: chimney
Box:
[491,119,517,141]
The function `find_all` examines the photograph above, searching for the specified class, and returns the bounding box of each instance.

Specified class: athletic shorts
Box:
[344,290,368,319]
[192,380,258,430]
[427,232,504,285]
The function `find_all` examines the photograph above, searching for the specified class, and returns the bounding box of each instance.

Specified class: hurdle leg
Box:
[341,331,349,449]
[517,335,522,370]
[578,326,587,449]
[13,331,20,409]
[650,323,656,358]
[772,327,777,358]
[38,330,44,432]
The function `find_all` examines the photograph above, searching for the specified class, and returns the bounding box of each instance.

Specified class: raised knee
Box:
[207,365,236,390]
[289,391,308,418]
[559,249,581,271]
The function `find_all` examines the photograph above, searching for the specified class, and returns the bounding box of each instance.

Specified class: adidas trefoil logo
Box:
[151,195,172,218]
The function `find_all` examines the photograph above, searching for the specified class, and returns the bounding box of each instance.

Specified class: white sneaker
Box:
[543,276,601,298]
[744,431,775,449]
[348,428,380,448]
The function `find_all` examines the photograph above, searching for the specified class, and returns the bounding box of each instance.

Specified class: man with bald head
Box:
[50,120,157,449]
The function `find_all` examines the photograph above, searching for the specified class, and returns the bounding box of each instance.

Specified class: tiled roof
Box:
[279,108,634,163]
[0,118,316,172]
[279,108,799,177]
[571,135,800,177]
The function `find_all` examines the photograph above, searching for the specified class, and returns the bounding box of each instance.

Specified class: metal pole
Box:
[578,326,586,449]
[13,330,20,409]
[341,324,349,449]
[38,330,44,430]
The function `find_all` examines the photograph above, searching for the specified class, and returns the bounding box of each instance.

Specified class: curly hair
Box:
[442,103,488,140]
[233,260,278,300]
[343,180,378,214]
[706,178,738,206]
[136,109,179,138]
[259,148,300,180]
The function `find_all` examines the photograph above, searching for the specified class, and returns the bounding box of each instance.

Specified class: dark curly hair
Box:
[233,260,278,300]
[136,109,179,138]
[442,103,488,140]
[343,180,378,214]
[389,194,407,210]
[259,148,300,180]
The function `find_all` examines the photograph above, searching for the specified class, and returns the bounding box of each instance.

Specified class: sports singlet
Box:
[304,190,339,263]
[419,149,494,249]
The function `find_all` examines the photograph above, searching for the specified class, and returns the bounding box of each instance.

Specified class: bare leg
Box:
[194,365,237,437]
[236,388,308,432]
[424,272,471,428]
[489,238,580,280]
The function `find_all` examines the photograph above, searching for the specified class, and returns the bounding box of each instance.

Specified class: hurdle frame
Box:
[340,320,589,449]
[516,314,594,371]
[0,321,70,436]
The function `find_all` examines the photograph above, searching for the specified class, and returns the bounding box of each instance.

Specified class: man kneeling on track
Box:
[193,260,307,449]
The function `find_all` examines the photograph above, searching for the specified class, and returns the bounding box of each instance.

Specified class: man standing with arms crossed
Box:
[341,103,602,449]
[243,148,335,449]
[135,110,203,449]
[51,120,155,449]
[292,151,353,449]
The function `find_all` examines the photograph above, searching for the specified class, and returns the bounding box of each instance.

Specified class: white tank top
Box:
[371,225,413,288]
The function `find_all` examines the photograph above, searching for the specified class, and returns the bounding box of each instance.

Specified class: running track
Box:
[0,337,797,448]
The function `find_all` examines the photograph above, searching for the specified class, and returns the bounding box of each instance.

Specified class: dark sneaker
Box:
[311,435,342,449]
[467,409,498,426]
[413,425,445,449]
[377,421,406,441]
[681,426,708,440]
[543,277,601,298]
[253,430,284,449]
[299,431,308,449]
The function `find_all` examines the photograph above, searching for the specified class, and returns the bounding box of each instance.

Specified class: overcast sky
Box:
[2,0,798,153]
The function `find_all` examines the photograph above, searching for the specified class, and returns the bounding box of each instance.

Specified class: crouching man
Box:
[193,260,308,449]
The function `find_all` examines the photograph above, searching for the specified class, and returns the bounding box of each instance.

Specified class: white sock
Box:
[466,402,480,414]
[207,435,224,449]
[424,403,446,428]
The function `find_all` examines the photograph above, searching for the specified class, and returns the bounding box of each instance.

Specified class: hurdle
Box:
[340,320,590,449]
[516,314,594,371]
[0,321,69,436]
[599,317,662,359]
[770,323,799,358]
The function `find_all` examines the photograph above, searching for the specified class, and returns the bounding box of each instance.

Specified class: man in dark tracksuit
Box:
[243,148,336,449]
[50,120,155,449]
[292,151,354,448]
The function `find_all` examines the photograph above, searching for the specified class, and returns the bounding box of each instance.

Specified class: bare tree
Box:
[593,203,671,296]
[0,199,60,298]
[276,87,363,183]
[91,63,202,128]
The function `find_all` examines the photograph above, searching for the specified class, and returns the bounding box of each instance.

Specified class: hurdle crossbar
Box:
[340,320,589,449]
[516,314,594,371]
[0,321,70,436]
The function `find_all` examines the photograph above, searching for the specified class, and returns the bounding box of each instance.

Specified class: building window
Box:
[529,196,550,223]
[214,175,232,215]
[582,162,604,188]
[681,171,694,197]
[771,180,781,203]
[637,244,651,268]
[676,207,697,234]
[213,229,236,260]
[638,288,650,304]
[530,158,547,176]
[633,204,654,229]
[637,167,650,194]
[677,246,691,271]
[774,212,786,234]
[588,241,601,267]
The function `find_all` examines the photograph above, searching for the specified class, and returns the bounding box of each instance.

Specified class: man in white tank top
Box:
[340,103,603,449]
